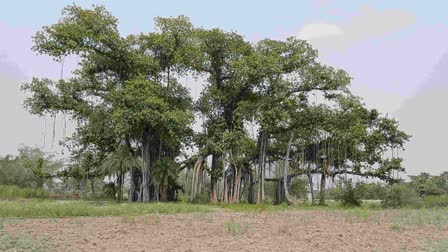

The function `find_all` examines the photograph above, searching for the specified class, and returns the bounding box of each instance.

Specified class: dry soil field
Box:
[3,209,448,252]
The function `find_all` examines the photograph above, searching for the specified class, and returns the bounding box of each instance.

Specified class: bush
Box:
[356,182,386,200]
[381,184,420,208]
[102,182,117,200]
[331,180,362,207]
[0,200,213,218]
[290,178,309,201]
[190,190,210,203]
[420,196,448,208]
[341,182,362,207]
[0,185,49,199]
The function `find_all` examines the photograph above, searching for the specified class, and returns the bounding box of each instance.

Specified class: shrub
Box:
[224,219,250,235]
[356,182,386,200]
[190,190,210,204]
[340,182,362,207]
[381,184,420,208]
[0,185,49,199]
[330,179,362,207]
[0,200,213,218]
[102,182,117,200]
[420,196,448,208]
[290,178,309,201]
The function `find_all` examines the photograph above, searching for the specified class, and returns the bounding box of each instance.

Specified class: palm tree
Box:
[152,158,179,201]
[101,145,142,201]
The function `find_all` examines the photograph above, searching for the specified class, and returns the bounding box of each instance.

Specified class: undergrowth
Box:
[0,200,213,218]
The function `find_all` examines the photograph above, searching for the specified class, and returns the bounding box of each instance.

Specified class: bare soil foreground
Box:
[4,210,448,252]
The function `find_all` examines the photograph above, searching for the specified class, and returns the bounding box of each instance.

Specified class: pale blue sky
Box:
[1,1,448,175]
[1,1,447,35]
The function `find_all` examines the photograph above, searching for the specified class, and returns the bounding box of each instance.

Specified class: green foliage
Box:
[327,174,448,209]
[101,182,117,200]
[0,146,62,189]
[0,200,212,218]
[355,182,386,200]
[101,146,142,176]
[420,196,448,208]
[0,185,49,199]
[290,178,308,200]
[0,231,52,252]
[341,181,362,207]
[190,188,210,204]
[381,184,420,208]
[329,180,362,207]
[152,158,179,187]
[390,208,448,228]
[0,155,34,187]
[224,219,250,235]
[409,172,447,197]
[428,239,448,252]
[20,4,413,205]
[221,203,289,212]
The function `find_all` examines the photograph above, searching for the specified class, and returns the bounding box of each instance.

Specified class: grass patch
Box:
[220,201,359,212]
[0,185,49,200]
[0,231,52,252]
[391,223,401,231]
[390,208,448,229]
[0,199,214,218]
[220,203,289,212]
[420,196,448,208]
[343,208,375,220]
[224,219,250,235]
[427,239,448,252]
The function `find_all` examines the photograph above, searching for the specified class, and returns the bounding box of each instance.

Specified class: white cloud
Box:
[296,5,417,51]
[296,23,343,41]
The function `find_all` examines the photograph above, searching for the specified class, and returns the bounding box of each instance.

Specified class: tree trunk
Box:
[122,173,125,201]
[319,161,328,205]
[90,180,96,198]
[210,154,219,203]
[223,176,228,204]
[198,169,204,195]
[283,132,294,205]
[129,168,135,202]
[191,165,196,200]
[142,127,151,202]
[130,168,142,202]
[247,170,254,203]
[221,157,227,202]
[319,173,326,205]
[138,177,143,202]
[155,184,160,202]
[232,166,241,203]
[195,162,201,195]
[307,171,315,205]
[116,172,123,202]
[160,184,167,201]
[275,179,282,204]
[191,156,203,200]
[257,132,267,204]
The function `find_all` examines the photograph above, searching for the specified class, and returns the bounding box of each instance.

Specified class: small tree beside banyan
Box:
[22,5,410,204]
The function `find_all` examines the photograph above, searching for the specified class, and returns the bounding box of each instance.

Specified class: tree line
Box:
[21,5,410,204]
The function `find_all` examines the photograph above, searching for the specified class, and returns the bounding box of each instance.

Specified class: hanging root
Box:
[43,117,47,147]
[51,116,56,149]
[63,113,67,138]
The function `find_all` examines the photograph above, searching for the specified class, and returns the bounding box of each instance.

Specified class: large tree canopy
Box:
[22,5,410,204]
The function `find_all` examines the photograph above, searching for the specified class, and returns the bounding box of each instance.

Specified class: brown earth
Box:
[4,210,448,252]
